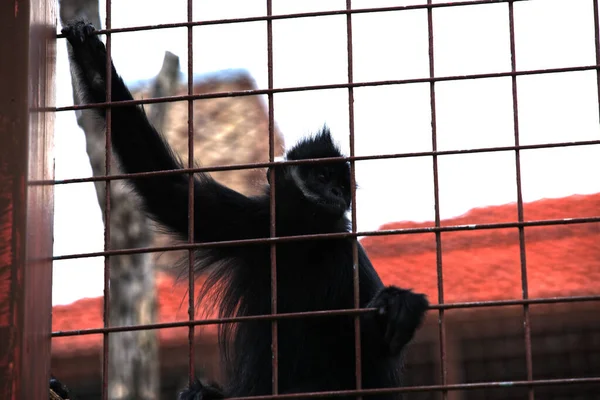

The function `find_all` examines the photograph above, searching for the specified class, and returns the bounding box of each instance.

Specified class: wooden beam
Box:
[0,0,56,399]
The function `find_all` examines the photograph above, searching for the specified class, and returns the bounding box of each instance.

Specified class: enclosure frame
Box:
[0,0,56,399]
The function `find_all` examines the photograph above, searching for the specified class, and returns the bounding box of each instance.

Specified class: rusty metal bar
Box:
[54,0,530,38]
[186,0,197,385]
[49,214,600,261]
[49,63,600,113]
[344,0,362,395]
[51,294,600,338]
[594,0,600,118]
[151,377,600,400]
[197,377,600,399]
[507,3,535,399]
[426,1,449,398]
[32,138,600,187]
[101,1,113,398]
[266,0,279,394]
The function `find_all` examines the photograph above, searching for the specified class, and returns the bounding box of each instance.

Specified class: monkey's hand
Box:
[367,286,429,357]
[61,19,110,99]
[179,379,226,400]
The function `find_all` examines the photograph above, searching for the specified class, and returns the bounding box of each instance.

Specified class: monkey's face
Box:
[296,162,351,216]
[280,127,352,217]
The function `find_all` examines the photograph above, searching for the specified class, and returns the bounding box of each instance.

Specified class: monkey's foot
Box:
[50,376,75,399]
[179,379,226,400]
[369,286,429,356]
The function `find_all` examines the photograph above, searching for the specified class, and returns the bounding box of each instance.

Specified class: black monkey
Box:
[62,20,429,400]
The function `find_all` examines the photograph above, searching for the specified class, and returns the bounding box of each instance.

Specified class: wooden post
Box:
[0,1,56,399]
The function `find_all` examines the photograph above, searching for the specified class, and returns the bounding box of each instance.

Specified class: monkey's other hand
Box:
[368,286,429,357]
[61,19,108,92]
[179,379,225,400]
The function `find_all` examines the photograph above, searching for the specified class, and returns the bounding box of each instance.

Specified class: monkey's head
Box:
[268,127,351,217]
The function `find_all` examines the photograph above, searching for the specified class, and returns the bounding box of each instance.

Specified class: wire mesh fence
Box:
[17,0,600,399]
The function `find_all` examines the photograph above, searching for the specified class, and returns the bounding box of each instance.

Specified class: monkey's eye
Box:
[316,171,327,183]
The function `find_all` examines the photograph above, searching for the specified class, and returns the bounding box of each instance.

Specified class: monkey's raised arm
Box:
[63,20,267,243]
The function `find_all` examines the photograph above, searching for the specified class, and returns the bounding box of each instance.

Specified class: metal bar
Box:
[507,3,534,398]
[198,377,600,399]
[84,376,600,400]
[266,0,279,394]
[50,215,600,261]
[102,2,113,398]
[345,0,362,395]
[186,0,196,385]
[31,138,600,187]
[427,1,449,397]
[54,0,530,38]
[51,294,600,338]
[49,64,600,113]
[594,0,600,118]
[183,377,600,399]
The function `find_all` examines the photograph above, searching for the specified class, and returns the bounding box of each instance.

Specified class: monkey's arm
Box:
[358,246,429,358]
[62,20,267,243]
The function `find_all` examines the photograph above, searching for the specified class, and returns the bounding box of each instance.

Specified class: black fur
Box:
[62,20,429,400]
[50,375,76,399]
[179,379,225,400]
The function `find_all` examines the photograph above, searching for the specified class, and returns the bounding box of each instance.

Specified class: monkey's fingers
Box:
[370,286,429,356]
[62,20,111,99]
[61,20,95,44]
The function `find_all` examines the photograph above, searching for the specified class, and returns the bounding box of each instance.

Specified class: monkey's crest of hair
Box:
[285,126,344,161]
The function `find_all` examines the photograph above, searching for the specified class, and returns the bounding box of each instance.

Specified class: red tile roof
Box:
[361,193,600,304]
[52,274,218,356]
[52,193,600,356]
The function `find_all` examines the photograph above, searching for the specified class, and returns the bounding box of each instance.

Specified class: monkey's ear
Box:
[266,167,272,184]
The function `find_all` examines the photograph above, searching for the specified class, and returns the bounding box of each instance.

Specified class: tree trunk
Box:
[58,1,179,398]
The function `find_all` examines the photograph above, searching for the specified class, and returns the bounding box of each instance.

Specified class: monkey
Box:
[61,20,429,400]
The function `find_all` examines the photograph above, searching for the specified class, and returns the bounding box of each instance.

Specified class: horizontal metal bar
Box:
[29,139,600,187]
[49,215,600,261]
[211,377,600,400]
[45,64,599,114]
[51,294,600,338]
[54,0,530,39]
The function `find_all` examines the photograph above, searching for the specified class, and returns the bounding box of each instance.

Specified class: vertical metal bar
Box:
[187,0,197,385]
[345,1,363,396]
[507,3,534,400]
[427,2,448,398]
[102,1,113,399]
[593,0,600,119]
[266,0,279,395]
